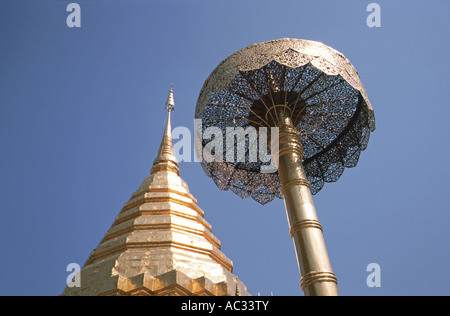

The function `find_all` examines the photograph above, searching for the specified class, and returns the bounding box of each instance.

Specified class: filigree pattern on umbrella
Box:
[195,38,375,205]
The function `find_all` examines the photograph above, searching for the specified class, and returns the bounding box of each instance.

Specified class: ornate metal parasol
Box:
[195,38,375,296]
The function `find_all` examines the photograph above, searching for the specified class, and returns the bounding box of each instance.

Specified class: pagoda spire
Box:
[150,85,179,176]
[61,86,249,296]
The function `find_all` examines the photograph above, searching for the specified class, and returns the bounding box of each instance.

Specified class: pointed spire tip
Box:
[150,85,179,176]
[165,84,175,112]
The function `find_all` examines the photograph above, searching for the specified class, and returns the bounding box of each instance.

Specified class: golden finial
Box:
[165,83,175,112]
[151,84,179,175]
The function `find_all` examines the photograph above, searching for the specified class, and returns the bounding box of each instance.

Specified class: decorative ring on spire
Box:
[165,84,175,112]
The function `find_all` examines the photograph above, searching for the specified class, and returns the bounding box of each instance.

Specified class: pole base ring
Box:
[280,179,311,196]
[289,219,323,237]
[300,271,338,291]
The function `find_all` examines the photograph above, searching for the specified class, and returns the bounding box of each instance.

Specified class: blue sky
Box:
[0,0,449,296]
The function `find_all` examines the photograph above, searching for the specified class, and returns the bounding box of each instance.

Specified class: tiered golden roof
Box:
[62,88,249,296]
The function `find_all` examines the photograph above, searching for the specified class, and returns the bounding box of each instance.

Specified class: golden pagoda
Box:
[62,87,249,296]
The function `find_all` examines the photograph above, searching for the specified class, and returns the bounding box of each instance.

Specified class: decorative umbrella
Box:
[195,38,375,296]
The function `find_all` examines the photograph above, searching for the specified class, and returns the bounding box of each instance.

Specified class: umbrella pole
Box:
[271,105,339,296]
